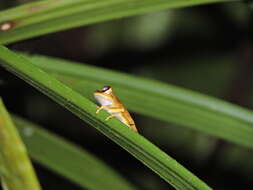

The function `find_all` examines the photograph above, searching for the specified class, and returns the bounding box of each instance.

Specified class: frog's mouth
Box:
[94,94,112,106]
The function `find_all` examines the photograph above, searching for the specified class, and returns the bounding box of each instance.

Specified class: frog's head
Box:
[94,86,113,106]
[95,86,112,94]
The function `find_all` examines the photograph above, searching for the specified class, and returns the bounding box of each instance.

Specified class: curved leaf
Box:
[0,0,234,44]
[0,46,212,190]
[12,115,137,190]
[0,99,41,190]
[22,54,253,150]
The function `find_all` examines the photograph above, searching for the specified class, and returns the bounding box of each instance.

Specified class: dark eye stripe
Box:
[102,86,111,92]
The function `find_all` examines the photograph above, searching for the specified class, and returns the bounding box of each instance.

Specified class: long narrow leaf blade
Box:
[0,46,212,190]
[0,99,41,190]
[0,0,234,44]
[22,54,253,150]
[12,115,137,190]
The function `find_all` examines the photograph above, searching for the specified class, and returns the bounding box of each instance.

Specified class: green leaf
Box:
[0,46,212,190]
[0,0,234,44]
[22,54,253,150]
[12,115,137,190]
[0,99,41,190]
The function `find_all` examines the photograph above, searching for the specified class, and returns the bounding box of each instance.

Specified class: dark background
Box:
[1,1,253,189]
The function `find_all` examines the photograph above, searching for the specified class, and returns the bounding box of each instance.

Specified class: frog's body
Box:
[94,86,138,132]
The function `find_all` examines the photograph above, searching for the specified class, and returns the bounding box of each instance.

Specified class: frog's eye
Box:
[96,86,112,93]
[102,86,111,92]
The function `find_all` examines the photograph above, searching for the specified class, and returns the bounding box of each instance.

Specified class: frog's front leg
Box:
[96,105,108,114]
[96,106,125,122]
[96,106,124,114]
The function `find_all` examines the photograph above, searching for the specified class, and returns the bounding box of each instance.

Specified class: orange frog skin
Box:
[94,86,138,132]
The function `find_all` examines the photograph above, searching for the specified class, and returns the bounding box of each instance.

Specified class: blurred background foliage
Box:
[1,0,253,190]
